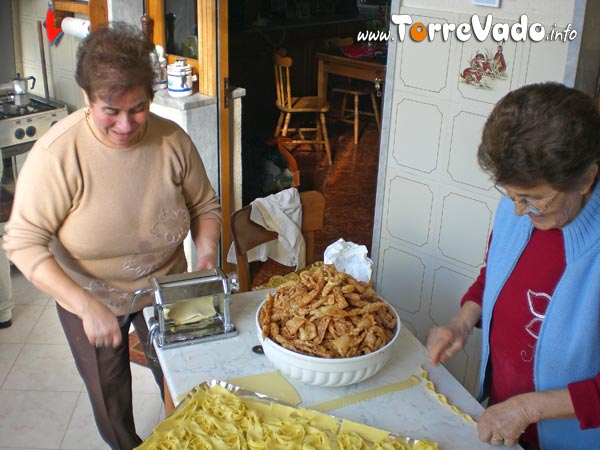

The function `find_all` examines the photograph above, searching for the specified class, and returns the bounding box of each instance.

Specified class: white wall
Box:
[399,0,600,96]
[11,0,143,111]
[401,0,576,24]
[12,0,84,109]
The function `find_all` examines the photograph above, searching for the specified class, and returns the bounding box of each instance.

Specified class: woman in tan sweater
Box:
[3,22,221,450]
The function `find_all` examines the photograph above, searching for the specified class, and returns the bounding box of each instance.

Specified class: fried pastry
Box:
[259,264,397,358]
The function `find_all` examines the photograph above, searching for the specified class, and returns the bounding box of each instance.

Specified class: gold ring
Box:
[491,437,502,443]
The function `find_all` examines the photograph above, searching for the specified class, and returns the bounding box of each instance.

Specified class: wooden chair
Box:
[332,85,381,144]
[230,190,326,292]
[264,136,300,189]
[323,38,382,144]
[273,49,332,165]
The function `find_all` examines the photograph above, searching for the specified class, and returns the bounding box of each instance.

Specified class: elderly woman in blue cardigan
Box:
[427,82,600,450]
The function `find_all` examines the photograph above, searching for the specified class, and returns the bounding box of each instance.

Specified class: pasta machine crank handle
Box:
[119,287,155,327]
[145,316,160,364]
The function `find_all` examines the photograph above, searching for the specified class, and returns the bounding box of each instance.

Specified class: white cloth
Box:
[324,238,373,283]
[227,188,306,270]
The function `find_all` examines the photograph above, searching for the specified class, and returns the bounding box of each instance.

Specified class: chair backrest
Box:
[230,190,326,292]
[273,49,294,109]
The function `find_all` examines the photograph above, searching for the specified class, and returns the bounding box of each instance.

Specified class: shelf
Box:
[53,0,108,31]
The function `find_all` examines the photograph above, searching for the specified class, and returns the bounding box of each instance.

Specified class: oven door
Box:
[0,141,33,223]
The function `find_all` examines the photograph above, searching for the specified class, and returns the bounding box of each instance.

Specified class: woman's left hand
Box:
[191,218,221,271]
[478,395,532,447]
[195,250,217,271]
[478,388,575,446]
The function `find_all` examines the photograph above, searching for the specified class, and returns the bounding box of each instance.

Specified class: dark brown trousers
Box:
[56,303,164,450]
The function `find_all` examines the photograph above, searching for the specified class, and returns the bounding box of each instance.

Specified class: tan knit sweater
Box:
[4,109,222,315]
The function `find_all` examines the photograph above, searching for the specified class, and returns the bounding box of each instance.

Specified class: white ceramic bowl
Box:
[255,300,400,387]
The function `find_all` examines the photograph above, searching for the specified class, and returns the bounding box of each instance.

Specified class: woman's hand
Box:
[195,249,218,271]
[426,301,482,365]
[191,217,221,271]
[426,323,469,365]
[478,395,532,446]
[479,389,574,447]
[29,258,122,348]
[79,290,122,348]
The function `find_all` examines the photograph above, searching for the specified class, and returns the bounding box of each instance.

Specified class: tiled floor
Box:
[0,268,164,450]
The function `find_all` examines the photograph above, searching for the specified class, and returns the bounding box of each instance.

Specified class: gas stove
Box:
[0,93,68,222]
[0,93,68,150]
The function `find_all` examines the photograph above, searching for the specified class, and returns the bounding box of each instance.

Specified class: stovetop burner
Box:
[0,95,56,120]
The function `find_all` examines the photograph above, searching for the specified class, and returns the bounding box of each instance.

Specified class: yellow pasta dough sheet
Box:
[164,297,218,326]
[135,380,439,450]
[227,371,302,406]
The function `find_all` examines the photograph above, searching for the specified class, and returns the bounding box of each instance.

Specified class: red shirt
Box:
[463,229,565,447]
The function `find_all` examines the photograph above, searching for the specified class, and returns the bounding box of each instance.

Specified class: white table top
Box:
[144,289,513,449]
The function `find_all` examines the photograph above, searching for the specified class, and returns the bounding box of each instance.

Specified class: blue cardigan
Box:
[479,184,600,450]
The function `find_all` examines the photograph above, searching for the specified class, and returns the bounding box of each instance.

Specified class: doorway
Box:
[227,0,386,284]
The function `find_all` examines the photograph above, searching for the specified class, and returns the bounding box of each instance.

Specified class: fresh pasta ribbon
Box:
[309,376,421,412]
[372,440,412,450]
[135,384,440,450]
[227,371,302,406]
[419,366,476,424]
[338,431,370,450]
[412,441,441,450]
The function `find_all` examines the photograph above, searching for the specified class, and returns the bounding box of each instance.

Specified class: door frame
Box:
[147,0,233,270]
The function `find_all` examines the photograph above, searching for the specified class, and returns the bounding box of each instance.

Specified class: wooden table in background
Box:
[316,51,386,99]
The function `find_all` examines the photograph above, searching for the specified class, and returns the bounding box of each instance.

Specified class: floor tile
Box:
[3,343,82,391]
[0,447,46,450]
[61,391,164,449]
[0,304,44,344]
[131,362,162,395]
[0,389,78,449]
[0,343,22,386]
[81,362,161,393]
[11,269,51,306]
[133,392,164,440]
[60,393,110,450]
[26,305,68,345]
[74,363,165,444]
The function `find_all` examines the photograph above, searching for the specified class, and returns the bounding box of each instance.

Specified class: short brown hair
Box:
[75,22,155,103]
[477,82,600,191]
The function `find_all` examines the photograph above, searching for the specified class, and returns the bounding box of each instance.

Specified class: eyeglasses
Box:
[493,185,559,216]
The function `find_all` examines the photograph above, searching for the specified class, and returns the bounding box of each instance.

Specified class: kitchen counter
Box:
[144,289,517,449]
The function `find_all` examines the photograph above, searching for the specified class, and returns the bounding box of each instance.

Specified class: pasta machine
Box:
[136,268,239,362]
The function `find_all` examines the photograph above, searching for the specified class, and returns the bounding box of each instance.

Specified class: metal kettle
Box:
[12,73,35,94]
[10,73,36,106]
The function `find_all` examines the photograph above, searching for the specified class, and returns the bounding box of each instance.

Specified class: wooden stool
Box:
[331,86,381,144]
